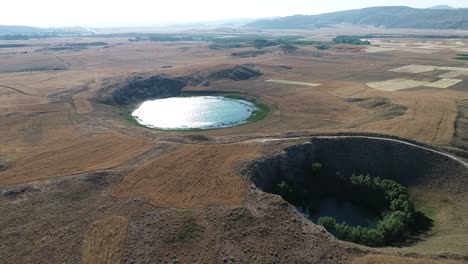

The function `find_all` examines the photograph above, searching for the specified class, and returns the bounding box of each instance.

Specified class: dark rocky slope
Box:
[0,161,8,172]
[453,100,468,154]
[97,64,263,106]
[208,64,263,81]
[247,137,467,194]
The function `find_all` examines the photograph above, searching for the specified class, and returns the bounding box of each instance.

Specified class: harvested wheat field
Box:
[0,132,153,186]
[425,79,463,89]
[81,216,128,264]
[366,78,430,91]
[114,143,261,208]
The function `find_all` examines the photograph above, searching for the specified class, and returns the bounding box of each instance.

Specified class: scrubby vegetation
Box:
[454,54,468,60]
[165,217,204,244]
[65,42,108,47]
[0,44,30,48]
[273,163,430,247]
[333,35,370,45]
[315,44,330,50]
[279,44,299,53]
[231,50,267,58]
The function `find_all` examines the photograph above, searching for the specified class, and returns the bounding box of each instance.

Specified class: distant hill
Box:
[0,25,91,36]
[0,25,41,35]
[246,6,468,30]
[428,5,457,10]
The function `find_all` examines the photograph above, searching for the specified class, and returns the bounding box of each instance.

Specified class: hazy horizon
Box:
[2,0,468,28]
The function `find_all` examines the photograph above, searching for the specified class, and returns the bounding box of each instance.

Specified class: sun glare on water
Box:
[131,96,256,130]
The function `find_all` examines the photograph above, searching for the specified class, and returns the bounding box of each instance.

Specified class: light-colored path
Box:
[265,79,321,87]
[247,135,468,168]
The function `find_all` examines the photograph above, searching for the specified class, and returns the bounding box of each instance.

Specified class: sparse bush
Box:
[315,44,330,50]
[165,217,203,243]
[311,162,322,182]
[276,180,294,201]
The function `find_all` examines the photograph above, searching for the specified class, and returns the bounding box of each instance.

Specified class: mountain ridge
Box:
[246,6,468,30]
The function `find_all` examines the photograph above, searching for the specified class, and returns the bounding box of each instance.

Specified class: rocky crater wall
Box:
[247,137,467,194]
[97,64,264,107]
[98,75,186,106]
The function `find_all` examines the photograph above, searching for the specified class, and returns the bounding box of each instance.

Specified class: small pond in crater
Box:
[303,199,379,227]
[131,96,256,130]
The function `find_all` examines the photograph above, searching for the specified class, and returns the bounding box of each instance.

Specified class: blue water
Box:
[132,96,256,130]
[304,199,378,227]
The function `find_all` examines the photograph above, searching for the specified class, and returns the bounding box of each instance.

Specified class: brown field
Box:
[1,30,468,263]
[114,143,261,208]
[366,78,430,91]
[353,255,466,264]
[0,132,153,186]
[81,216,128,264]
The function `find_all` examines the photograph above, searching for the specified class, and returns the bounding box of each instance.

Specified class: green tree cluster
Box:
[332,35,370,45]
[318,175,417,247]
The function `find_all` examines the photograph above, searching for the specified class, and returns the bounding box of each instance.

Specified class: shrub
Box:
[276,180,294,201]
[315,44,330,50]
[311,162,322,180]
[318,216,336,231]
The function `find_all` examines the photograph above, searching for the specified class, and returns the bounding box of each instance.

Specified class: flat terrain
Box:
[0,32,467,263]
[114,143,261,208]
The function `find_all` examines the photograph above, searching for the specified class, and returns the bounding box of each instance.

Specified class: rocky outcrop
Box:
[97,65,263,106]
[98,75,186,106]
[453,100,468,154]
[344,97,408,127]
[279,44,299,54]
[0,161,8,172]
[208,64,263,81]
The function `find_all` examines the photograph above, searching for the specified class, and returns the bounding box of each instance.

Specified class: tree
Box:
[276,180,294,202]
[311,162,322,181]
[318,216,336,232]
[332,35,370,45]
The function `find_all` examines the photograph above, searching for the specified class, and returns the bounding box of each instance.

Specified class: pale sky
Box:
[2,0,468,27]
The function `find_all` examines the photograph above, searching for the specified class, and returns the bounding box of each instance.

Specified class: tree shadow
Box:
[397,211,434,247]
